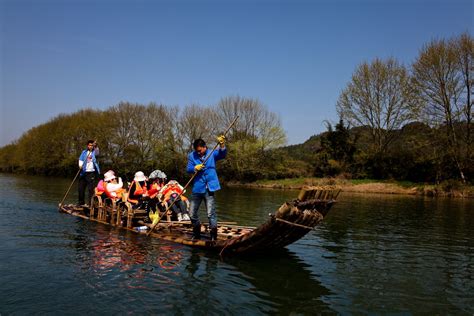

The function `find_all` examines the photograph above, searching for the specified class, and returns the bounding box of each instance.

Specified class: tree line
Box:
[0,33,472,185]
[0,96,287,182]
[290,32,472,185]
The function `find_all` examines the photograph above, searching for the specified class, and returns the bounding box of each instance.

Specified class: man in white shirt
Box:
[78,140,100,207]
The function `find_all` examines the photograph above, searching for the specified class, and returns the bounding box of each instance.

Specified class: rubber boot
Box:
[192,225,201,240]
[210,227,218,241]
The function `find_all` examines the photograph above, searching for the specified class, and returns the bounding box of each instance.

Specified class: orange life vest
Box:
[161,183,184,202]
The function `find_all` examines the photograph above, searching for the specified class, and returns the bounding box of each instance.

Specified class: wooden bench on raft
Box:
[122,201,172,229]
[91,191,175,229]
[91,195,123,226]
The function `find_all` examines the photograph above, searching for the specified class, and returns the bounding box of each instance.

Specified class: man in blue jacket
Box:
[186,136,226,240]
[78,140,100,207]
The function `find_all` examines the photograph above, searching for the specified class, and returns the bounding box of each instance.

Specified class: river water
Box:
[0,174,473,314]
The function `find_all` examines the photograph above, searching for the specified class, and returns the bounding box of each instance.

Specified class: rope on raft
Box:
[275,218,315,230]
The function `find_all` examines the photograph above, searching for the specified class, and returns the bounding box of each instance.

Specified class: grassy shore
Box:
[226,177,474,198]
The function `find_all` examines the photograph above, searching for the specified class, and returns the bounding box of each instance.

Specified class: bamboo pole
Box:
[58,168,82,208]
[142,220,239,226]
[58,151,94,208]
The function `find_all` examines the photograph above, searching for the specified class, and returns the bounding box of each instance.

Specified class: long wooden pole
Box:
[58,151,92,208]
[58,168,82,208]
[147,116,239,236]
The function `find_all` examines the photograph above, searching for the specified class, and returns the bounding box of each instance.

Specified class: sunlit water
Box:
[0,174,473,314]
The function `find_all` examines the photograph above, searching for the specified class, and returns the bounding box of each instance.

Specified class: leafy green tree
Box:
[323,120,356,165]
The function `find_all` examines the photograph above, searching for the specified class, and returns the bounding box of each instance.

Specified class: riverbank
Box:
[226,178,474,198]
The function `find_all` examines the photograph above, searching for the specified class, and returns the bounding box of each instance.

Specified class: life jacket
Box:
[161,183,184,202]
[127,180,148,204]
[95,180,106,196]
[104,182,125,201]
[148,182,163,199]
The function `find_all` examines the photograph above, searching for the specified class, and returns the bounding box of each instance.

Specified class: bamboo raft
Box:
[59,186,340,255]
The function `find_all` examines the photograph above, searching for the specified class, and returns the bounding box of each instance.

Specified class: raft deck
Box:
[59,186,340,255]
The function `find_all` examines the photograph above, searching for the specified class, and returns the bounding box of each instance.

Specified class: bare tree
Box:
[455,33,474,162]
[412,37,466,182]
[107,102,175,167]
[256,109,287,151]
[177,104,217,153]
[213,96,286,180]
[336,58,418,154]
[215,95,286,150]
[107,102,140,166]
[138,103,175,163]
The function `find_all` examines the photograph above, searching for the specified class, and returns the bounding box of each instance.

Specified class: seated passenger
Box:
[127,171,149,209]
[103,170,124,200]
[147,170,167,200]
[147,170,167,213]
[160,180,191,221]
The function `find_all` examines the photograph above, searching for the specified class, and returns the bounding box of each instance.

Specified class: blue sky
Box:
[1,0,472,146]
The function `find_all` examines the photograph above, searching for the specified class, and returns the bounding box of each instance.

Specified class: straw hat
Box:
[134,171,147,182]
[104,170,116,182]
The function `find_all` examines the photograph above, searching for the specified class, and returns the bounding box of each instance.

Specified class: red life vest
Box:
[148,182,163,199]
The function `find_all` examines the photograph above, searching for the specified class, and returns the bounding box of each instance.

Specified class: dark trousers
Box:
[132,199,149,210]
[78,172,96,205]
[168,197,187,216]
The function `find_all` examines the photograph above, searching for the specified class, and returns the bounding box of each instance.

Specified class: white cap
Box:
[134,171,147,182]
[104,170,116,182]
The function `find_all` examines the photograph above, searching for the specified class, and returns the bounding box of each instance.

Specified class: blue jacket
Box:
[79,149,100,176]
[187,147,227,194]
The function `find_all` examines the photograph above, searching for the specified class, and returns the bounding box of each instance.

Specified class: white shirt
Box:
[106,178,123,197]
[78,150,95,172]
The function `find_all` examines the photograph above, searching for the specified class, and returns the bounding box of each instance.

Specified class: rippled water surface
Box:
[0,174,473,314]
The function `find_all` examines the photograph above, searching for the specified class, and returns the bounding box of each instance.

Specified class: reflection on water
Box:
[227,249,334,314]
[0,174,473,314]
[66,223,319,314]
[304,192,474,314]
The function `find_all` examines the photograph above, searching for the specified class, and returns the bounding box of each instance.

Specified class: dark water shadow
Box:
[220,248,335,315]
